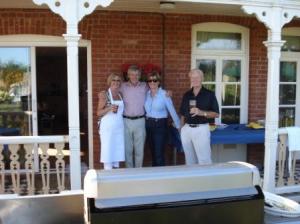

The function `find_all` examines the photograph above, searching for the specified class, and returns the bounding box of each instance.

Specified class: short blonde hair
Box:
[107,73,122,86]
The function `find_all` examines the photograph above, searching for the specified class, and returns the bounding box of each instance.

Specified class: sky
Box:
[0,47,30,66]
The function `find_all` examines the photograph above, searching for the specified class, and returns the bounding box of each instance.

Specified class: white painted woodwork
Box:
[274,129,300,194]
[24,144,35,195]
[191,22,249,124]
[10,144,20,194]
[0,145,4,194]
[31,0,113,190]
[242,4,300,193]
[2,1,300,17]
[55,143,65,192]
[0,136,69,195]
[40,143,50,194]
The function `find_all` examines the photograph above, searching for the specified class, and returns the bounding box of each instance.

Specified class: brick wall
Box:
[1,9,298,167]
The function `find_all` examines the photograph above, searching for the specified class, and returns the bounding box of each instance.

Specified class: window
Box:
[192,23,249,124]
[280,28,300,127]
[0,47,31,136]
[0,35,92,166]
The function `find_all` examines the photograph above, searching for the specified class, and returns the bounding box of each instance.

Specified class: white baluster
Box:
[55,143,65,192]
[39,143,50,194]
[24,144,35,195]
[277,134,287,186]
[0,144,5,193]
[9,144,20,194]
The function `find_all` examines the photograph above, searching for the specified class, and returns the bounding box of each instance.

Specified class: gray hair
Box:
[189,69,204,79]
[127,65,141,75]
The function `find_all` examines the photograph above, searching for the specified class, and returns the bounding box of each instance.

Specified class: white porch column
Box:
[32,0,113,190]
[242,5,298,192]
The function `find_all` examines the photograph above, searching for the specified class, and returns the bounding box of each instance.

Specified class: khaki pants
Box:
[180,123,212,165]
[124,118,146,168]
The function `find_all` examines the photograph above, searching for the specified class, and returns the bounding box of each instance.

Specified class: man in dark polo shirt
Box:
[180,69,219,165]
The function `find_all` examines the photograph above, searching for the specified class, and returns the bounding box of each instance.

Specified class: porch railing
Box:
[275,128,300,194]
[0,135,69,195]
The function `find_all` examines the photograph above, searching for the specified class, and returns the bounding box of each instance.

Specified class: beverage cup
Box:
[189,100,196,108]
[112,104,118,113]
[189,99,196,111]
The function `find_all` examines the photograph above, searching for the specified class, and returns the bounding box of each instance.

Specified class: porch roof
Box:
[1,0,300,18]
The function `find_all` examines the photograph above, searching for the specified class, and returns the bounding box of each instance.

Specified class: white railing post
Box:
[263,37,284,192]
[64,32,82,190]
[241,4,300,192]
[32,0,114,190]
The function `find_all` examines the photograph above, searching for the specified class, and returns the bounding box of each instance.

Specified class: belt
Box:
[123,115,145,120]
[146,117,167,122]
[187,123,207,128]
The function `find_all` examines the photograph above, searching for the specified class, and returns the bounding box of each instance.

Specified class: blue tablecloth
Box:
[168,124,265,152]
[0,127,20,136]
[211,124,265,144]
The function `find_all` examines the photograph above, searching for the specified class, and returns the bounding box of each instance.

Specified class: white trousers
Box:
[104,162,120,170]
[180,123,212,165]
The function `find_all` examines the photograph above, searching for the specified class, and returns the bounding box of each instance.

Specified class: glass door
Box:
[279,60,298,127]
[196,57,242,124]
[0,47,32,136]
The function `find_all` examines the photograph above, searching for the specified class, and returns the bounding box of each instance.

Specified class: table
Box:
[0,127,20,136]
[169,124,265,164]
[211,124,265,145]
[169,124,265,150]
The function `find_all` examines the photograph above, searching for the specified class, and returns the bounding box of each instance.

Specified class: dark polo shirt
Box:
[180,87,219,124]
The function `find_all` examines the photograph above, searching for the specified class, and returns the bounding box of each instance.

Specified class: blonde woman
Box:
[97,74,125,170]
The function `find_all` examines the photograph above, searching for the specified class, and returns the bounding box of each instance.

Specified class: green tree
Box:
[0,61,27,91]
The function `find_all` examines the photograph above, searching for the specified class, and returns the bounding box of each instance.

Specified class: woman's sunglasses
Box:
[147,79,158,83]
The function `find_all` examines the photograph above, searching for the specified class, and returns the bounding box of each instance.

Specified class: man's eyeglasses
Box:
[112,79,121,82]
[147,79,158,83]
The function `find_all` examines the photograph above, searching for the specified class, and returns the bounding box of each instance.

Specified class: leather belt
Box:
[146,117,167,122]
[187,123,207,128]
[123,115,145,120]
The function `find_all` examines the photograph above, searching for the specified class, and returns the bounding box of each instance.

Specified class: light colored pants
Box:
[180,123,212,165]
[124,118,146,168]
[103,162,119,170]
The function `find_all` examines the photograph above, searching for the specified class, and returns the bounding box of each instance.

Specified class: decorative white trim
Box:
[173,0,300,8]
[0,34,89,46]
[191,22,249,124]
[191,22,249,55]
[281,27,300,127]
[33,0,114,34]
[0,34,94,170]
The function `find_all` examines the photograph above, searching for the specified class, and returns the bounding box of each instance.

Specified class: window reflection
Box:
[279,108,295,127]
[0,47,31,136]
[279,61,297,127]
[282,36,300,52]
[203,84,215,92]
[222,60,241,82]
[197,59,216,82]
[222,84,240,106]
[222,108,240,124]
[280,61,296,82]
[196,32,241,50]
[279,84,296,105]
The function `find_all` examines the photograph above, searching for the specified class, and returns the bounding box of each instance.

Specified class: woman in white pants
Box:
[97,74,125,170]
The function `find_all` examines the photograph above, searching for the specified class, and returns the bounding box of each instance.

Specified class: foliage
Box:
[0,61,27,91]
[0,90,12,103]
